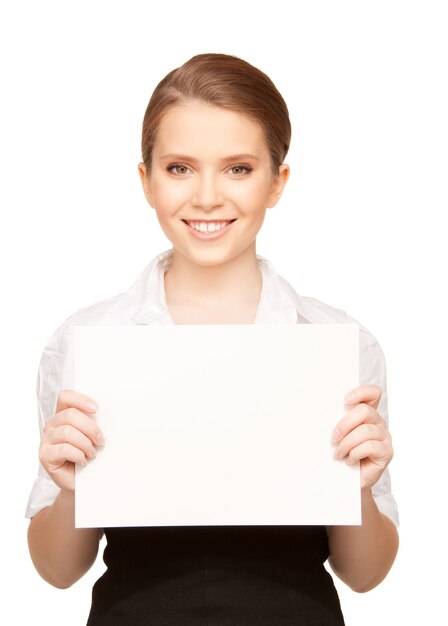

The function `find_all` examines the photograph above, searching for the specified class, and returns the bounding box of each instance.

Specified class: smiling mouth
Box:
[181,219,237,233]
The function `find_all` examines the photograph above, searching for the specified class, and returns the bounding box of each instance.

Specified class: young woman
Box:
[26,53,399,625]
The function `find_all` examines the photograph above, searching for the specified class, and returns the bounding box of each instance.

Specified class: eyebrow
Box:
[159,153,260,163]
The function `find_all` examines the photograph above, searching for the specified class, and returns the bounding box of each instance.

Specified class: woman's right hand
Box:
[39,389,105,492]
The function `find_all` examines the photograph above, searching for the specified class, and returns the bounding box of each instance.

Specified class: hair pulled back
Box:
[141,53,291,175]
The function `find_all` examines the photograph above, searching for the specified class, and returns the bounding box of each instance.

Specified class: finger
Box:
[345,439,392,466]
[344,384,382,410]
[41,442,88,469]
[56,388,99,415]
[47,424,98,459]
[46,407,105,446]
[332,403,385,443]
[333,423,387,460]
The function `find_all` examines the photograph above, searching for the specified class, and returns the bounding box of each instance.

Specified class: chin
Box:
[181,246,239,268]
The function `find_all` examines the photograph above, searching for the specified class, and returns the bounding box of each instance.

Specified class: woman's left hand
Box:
[331,384,394,491]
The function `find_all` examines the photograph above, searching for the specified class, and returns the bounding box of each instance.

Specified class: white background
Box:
[1,0,446,623]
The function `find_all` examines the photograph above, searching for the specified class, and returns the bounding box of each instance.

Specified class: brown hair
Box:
[141,53,291,175]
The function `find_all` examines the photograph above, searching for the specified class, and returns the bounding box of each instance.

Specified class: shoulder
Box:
[36,253,163,392]
[277,273,371,329]
[276,273,386,376]
[35,292,131,416]
[41,251,165,347]
[39,290,131,358]
[34,254,164,427]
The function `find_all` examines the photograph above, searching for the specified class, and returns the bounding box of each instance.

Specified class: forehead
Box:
[154,102,269,159]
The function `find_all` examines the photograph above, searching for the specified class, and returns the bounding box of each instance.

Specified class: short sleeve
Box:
[25,320,75,518]
[358,325,399,527]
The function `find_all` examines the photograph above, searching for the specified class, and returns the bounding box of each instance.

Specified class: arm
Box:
[327,488,398,592]
[28,490,101,589]
[327,384,399,592]
[27,389,105,588]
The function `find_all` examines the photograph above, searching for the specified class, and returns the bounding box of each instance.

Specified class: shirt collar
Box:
[131,248,310,325]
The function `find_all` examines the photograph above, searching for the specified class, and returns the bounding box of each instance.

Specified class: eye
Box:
[167,164,190,176]
[228,164,252,176]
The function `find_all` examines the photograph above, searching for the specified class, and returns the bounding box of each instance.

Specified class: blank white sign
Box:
[74,323,360,528]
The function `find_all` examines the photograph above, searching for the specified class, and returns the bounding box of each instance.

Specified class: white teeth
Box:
[187,220,230,232]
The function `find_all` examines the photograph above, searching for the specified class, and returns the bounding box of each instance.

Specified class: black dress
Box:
[86,525,345,625]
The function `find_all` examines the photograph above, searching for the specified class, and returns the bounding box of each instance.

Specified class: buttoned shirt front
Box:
[25,248,399,526]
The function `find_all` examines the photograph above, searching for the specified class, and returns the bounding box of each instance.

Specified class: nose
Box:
[191,171,224,210]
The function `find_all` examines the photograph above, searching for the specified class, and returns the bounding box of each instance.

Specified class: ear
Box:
[138,162,155,208]
[267,163,290,208]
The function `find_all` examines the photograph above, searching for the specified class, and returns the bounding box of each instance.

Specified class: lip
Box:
[182,219,236,240]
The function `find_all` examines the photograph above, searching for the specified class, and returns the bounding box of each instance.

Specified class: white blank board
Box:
[74,323,360,527]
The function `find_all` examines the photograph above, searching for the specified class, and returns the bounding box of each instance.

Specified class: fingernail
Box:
[344,392,357,404]
[331,428,341,442]
[333,447,343,459]
[96,433,105,446]
[86,400,99,411]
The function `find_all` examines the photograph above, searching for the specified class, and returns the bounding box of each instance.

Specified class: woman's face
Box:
[138,101,289,267]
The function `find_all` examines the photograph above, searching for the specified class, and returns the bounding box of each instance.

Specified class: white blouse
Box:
[25,248,399,527]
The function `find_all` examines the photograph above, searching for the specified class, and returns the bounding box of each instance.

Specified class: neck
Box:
[164,243,262,309]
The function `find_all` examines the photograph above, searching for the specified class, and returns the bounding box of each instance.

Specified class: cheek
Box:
[235,178,272,212]
[152,180,189,212]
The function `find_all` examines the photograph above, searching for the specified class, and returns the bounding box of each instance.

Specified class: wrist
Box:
[361,484,373,498]
[56,487,76,508]
[360,486,384,523]
[360,486,376,511]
